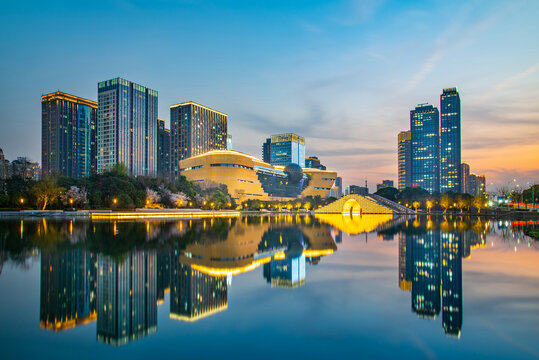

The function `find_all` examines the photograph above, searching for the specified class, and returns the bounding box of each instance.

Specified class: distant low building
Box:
[305,156,327,170]
[377,180,394,191]
[346,185,368,196]
[11,157,40,180]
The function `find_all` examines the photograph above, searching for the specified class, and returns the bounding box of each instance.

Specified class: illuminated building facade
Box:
[97,78,158,176]
[398,233,413,291]
[398,131,412,190]
[170,102,227,179]
[96,251,157,346]
[42,91,97,178]
[157,119,170,178]
[377,180,394,191]
[268,133,305,167]
[440,88,461,193]
[40,250,97,331]
[441,232,462,337]
[180,150,336,202]
[10,157,40,180]
[410,104,440,194]
[262,138,271,163]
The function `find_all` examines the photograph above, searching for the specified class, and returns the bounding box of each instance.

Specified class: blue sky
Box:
[1,0,538,191]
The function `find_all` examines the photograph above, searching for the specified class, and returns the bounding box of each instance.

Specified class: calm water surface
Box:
[0,215,538,359]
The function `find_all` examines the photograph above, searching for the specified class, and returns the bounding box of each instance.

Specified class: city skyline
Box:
[1,1,538,191]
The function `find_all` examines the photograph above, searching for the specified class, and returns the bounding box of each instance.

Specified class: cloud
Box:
[332,0,386,26]
[476,62,539,105]
[299,21,323,34]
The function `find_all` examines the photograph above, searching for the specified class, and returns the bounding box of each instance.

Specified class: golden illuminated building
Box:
[179,150,337,202]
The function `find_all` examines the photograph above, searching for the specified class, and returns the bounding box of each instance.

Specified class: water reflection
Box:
[0,215,537,347]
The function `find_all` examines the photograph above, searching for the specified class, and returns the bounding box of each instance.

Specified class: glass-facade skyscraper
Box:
[268,133,305,167]
[410,104,440,193]
[398,130,412,190]
[157,119,170,178]
[41,92,97,178]
[170,102,227,179]
[97,78,158,176]
[440,88,461,193]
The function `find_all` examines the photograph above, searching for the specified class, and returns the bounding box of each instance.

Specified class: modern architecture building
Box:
[305,156,326,170]
[97,78,158,176]
[266,133,305,167]
[42,91,97,178]
[330,176,343,198]
[157,119,170,178]
[398,131,412,190]
[179,150,336,202]
[377,180,394,191]
[412,231,441,318]
[440,88,461,193]
[170,102,227,179]
[226,134,233,150]
[410,104,440,193]
[461,163,470,194]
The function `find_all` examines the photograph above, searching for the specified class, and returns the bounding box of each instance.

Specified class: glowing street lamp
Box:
[113,198,118,205]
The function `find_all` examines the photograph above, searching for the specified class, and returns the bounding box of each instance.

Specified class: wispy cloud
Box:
[476,62,539,104]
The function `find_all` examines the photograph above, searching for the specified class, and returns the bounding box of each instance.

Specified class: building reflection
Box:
[396,217,488,338]
[40,250,97,331]
[96,251,157,346]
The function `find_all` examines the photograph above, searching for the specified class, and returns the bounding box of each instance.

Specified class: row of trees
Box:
[375,187,489,213]
[240,195,331,211]
[0,164,234,210]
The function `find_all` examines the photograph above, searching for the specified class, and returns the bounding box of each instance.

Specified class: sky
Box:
[0,0,538,192]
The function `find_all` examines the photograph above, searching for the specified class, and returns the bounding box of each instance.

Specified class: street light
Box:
[113,198,117,205]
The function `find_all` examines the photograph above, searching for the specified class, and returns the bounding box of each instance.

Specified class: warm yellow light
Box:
[113,198,117,204]
[20,198,24,204]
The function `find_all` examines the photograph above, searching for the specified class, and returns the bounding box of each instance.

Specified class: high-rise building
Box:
[157,119,170,178]
[268,133,305,167]
[0,148,8,180]
[262,138,271,163]
[440,88,461,193]
[226,134,233,150]
[333,176,343,198]
[461,163,470,194]
[42,92,97,178]
[398,233,413,291]
[398,131,412,190]
[410,104,440,194]
[305,156,326,170]
[346,184,368,196]
[476,175,486,195]
[97,78,158,176]
[263,254,306,288]
[170,102,227,179]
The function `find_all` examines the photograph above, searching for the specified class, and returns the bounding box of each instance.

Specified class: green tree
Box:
[31,178,64,210]
[440,194,451,214]
[375,187,399,202]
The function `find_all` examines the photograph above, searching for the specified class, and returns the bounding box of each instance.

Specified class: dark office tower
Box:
[461,163,470,194]
[170,102,227,179]
[398,233,413,291]
[440,88,461,193]
[412,231,441,318]
[398,131,412,190]
[97,250,157,346]
[41,92,97,178]
[97,78,157,176]
[441,232,463,337]
[40,250,97,331]
[170,263,228,321]
[262,138,271,163]
[410,104,440,194]
[157,119,171,178]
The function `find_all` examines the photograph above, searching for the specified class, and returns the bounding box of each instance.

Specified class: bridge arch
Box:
[342,198,362,215]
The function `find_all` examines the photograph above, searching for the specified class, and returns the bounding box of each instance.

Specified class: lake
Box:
[0,215,538,359]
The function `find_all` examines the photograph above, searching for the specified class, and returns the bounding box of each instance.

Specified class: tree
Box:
[31,178,64,210]
[440,194,451,214]
[375,187,399,202]
[60,186,88,208]
[412,201,421,212]
[473,195,487,214]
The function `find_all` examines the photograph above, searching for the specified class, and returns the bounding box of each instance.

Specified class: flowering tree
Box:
[145,188,161,208]
[61,186,88,208]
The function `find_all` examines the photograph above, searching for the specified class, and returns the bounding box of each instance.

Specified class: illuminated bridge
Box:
[315,194,410,215]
